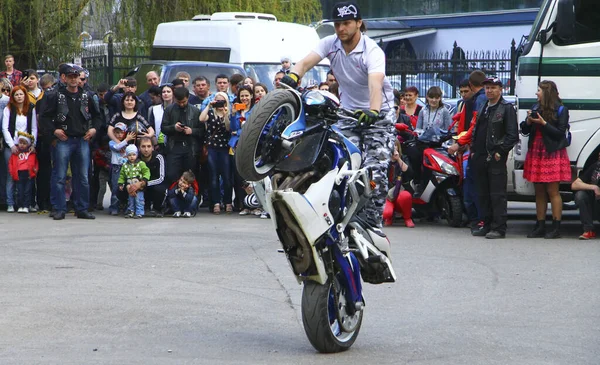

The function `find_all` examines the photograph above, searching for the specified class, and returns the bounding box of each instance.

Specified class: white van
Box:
[152,12,329,90]
[512,0,600,200]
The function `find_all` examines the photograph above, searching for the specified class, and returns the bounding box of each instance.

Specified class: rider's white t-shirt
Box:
[314,33,394,112]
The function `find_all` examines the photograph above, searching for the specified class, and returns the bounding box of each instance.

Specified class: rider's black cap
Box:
[324,2,362,23]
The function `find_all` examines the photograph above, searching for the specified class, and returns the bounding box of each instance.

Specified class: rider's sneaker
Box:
[404,218,415,228]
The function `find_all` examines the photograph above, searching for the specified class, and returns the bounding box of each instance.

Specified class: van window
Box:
[245,63,330,91]
[133,64,165,94]
[555,0,600,45]
[151,47,231,63]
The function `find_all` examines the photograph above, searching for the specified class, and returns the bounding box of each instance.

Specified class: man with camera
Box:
[104,76,148,120]
[469,77,518,239]
[40,64,103,220]
[161,87,205,184]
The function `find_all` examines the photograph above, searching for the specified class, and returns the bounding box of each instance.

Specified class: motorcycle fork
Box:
[329,245,362,314]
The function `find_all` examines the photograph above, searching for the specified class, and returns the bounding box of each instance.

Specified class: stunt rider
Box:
[280,1,396,227]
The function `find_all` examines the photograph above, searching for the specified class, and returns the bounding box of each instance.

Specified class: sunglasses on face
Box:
[2,88,10,92]
[80,78,86,81]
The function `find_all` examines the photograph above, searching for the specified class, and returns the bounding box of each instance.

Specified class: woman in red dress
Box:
[521,80,571,239]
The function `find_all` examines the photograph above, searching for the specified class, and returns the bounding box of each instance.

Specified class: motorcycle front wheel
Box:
[301,276,363,353]
[235,90,298,181]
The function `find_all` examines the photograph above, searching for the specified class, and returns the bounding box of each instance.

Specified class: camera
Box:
[530,110,539,119]
[214,100,226,108]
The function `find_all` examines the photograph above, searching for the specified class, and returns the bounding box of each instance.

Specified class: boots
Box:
[527,220,546,238]
[544,219,561,239]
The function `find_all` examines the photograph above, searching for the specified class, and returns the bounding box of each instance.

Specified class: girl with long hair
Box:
[1,85,37,212]
[521,80,571,238]
[199,91,233,214]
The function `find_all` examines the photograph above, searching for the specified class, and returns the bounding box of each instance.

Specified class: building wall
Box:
[320,0,543,18]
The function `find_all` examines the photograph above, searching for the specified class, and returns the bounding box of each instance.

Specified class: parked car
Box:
[127,61,246,94]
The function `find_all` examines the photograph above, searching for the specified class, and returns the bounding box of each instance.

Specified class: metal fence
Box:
[79,37,150,88]
[386,40,517,98]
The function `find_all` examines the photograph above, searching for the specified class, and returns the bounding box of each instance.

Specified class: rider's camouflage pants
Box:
[336,111,396,227]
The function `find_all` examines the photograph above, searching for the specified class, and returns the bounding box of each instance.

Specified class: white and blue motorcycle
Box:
[236,88,396,353]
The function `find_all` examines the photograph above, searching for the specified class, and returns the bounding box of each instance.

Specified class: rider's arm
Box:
[290,52,323,80]
[368,73,384,111]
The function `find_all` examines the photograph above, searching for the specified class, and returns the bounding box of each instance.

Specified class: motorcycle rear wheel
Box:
[235,90,298,181]
[301,277,363,353]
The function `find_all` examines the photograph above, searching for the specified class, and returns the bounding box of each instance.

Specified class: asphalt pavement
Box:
[0,204,598,364]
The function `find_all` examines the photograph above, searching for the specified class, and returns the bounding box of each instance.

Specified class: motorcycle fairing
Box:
[331,126,362,171]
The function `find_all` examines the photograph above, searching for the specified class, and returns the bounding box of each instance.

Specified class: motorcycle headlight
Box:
[432,155,458,175]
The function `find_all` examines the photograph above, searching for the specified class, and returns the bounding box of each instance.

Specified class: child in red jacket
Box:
[8,132,38,213]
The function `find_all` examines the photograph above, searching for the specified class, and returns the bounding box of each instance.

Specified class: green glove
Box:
[355,109,380,126]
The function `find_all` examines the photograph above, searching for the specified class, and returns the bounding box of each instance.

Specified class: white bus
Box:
[152,12,329,90]
[512,0,600,199]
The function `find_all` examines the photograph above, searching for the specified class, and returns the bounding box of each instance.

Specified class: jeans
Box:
[109,164,125,213]
[574,190,600,232]
[170,195,198,213]
[127,190,145,215]
[208,147,232,205]
[16,170,32,209]
[53,137,91,213]
[0,143,6,205]
[4,147,15,206]
[96,169,109,206]
[463,154,480,224]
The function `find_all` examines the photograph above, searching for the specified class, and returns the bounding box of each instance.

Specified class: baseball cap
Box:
[114,122,127,131]
[125,144,138,156]
[482,77,503,87]
[58,63,82,76]
[325,1,362,23]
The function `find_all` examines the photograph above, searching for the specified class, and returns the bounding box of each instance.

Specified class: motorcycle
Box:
[235,88,396,353]
[403,130,464,227]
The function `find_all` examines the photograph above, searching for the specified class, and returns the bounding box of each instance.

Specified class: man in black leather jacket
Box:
[470,77,518,239]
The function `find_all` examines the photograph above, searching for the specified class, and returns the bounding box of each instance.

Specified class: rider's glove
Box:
[355,109,380,126]
[279,72,300,89]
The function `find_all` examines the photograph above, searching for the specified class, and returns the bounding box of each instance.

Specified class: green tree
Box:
[90,0,322,54]
[0,0,90,70]
[0,0,322,71]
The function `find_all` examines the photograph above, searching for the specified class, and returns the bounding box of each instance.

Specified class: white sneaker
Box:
[260,212,269,219]
[173,211,182,218]
[17,207,24,213]
[7,205,14,213]
[29,206,37,212]
[182,212,192,218]
[22,207,29,214]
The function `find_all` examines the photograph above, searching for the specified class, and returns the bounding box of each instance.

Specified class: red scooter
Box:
[398,125,464,227]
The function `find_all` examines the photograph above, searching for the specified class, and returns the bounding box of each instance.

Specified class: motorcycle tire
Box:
[235,90,299,182]
[301,277,363,353]
[443,194,463,227]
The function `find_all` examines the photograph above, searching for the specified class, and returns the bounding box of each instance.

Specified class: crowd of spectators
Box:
[1,54,595,240]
